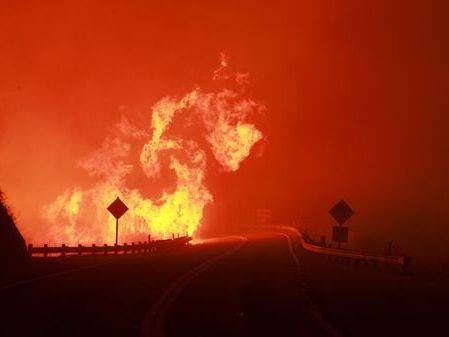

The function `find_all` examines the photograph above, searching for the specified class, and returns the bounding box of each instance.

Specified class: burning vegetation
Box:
[41,56,264,245]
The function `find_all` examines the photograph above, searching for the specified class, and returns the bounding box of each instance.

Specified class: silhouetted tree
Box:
[0,188,28,267]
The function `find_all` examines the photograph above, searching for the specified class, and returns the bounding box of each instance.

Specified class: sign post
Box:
[329,200,353,249]
[107,197,129,246]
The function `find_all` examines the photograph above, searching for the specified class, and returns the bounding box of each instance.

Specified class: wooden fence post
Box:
[104,244,108,255]
[61,244,66,257]
[44,244,48,258]
[27,244,33,258]
[78,244,82,256]
[124,243,127,254]
[92,243,96,255]
[131,242,135,254]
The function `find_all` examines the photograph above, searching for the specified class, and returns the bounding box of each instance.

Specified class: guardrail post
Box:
[399,255,412,274]
[61,244,66,257]
[131,242,135,254]
[92,243,96,255]
[43,244,48,258]
[27,244,33,258]
[138,241,142,253]
[114,243,118,255]
[104,244,108,255]
[123,243,127,254]
[78,244,82,256]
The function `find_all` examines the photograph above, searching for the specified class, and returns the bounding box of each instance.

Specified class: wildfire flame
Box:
[42,56,264,245]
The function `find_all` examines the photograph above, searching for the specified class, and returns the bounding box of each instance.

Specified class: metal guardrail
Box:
[273,225,411,271]
[300,239,409,266]
[28,236,192,257]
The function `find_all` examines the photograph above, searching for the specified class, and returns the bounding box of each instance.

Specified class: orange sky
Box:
[1,0,449,262]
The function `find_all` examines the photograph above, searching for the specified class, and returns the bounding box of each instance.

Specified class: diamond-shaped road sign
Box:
[107,197,128,246]
[107,197,128,220]
[329,200,354,225]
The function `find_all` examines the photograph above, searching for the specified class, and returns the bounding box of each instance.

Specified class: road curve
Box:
[1,228,448,337]
[275,232,343,337]
[153,231,337,337]
[142,236,248,337]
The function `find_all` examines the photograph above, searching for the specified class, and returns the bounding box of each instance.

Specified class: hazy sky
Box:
[1,0,449,262]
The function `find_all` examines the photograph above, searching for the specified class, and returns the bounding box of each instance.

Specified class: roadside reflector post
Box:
[320,235,326,247]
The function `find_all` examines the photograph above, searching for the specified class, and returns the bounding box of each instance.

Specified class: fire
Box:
[41,56,264,245]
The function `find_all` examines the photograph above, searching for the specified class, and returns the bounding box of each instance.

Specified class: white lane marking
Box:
[276,232,344,337]
[310,309,344,337]
[0,265,99,294]
[142,236,248,337]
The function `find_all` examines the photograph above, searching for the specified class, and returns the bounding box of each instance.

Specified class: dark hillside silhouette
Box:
[0,189,28,267]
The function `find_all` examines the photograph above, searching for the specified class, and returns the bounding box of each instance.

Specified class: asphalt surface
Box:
[1,229,448,337]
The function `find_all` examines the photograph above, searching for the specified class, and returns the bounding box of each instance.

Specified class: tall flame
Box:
[41,56,264,245]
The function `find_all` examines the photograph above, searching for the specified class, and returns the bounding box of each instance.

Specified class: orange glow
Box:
[2,1,448,260]
[41,57,264,245]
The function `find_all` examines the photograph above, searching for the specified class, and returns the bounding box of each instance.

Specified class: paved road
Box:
[1,229,448,337]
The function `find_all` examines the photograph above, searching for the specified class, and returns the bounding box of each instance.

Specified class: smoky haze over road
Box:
[1,228,447,337]
[1,0,449,265]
